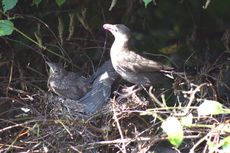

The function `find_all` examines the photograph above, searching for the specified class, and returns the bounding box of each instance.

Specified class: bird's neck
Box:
[111,38,130,54]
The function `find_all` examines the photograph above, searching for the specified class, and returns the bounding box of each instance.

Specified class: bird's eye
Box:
[115,29,118,32]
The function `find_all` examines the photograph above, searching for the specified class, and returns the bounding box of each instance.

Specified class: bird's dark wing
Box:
[120,50,173,73]
[78,71,118,114]
[89,60,115,83]
[78,83,111,114]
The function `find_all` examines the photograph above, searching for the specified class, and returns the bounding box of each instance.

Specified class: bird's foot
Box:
[116,85,142,102]
[121,85,141,93]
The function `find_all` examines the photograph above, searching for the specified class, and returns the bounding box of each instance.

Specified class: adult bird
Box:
[103,24,174,90]
[46,62,91,100]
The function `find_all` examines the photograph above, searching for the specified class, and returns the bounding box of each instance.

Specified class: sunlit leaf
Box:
[197,100,224,116]
[203,0,212,9]
[159,43,180,54]
[221,136,230,152]
[208,136,230,152]
[181,113,193,127]
[2,0,18,12]
[206,140,215,151]
[21,107,30,113]
[109,0,117,11]
[56,0,66,7]
[143,0,152,8]
[32,0,42,7]
[161,117,184,147]
[0,20,14,36]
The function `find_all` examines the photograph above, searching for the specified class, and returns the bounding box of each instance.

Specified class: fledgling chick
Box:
[47,62,90,100]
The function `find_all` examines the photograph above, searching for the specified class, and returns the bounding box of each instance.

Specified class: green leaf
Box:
[221,136,230,152]
[2,0,18,12]
[143,0,152,8]
[208,136,230,152]
[161,117,184,147]
[32,0,42,7]
[197,100,224,116]
[181,113,193,127]
[55,0,66,7]
[0,20,14,36]
[109,0,117,11]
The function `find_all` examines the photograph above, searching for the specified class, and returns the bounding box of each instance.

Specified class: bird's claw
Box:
[121,85,139,93]
[115,85,142,102]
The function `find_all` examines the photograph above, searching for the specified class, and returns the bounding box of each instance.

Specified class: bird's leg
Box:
[121,84,141,93]
[116,85,142,101]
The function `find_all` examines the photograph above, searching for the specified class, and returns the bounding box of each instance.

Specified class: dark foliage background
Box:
[0,0,230,152]
[1,0,230,83]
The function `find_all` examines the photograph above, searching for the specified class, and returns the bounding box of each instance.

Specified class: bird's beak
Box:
[45,61,55,73]
[103,24,115,32]
[46,62,53,69]
[45,61,52,67]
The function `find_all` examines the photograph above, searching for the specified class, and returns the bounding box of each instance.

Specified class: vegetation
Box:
[0,0,230,152]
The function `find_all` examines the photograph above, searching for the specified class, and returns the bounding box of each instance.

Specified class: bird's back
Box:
[111,49,173,86]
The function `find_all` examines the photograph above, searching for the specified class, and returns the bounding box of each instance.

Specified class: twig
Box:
[6,60,14,96]
[176,83,209,116]
[112,97,127,153]
[147,86,165,107]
